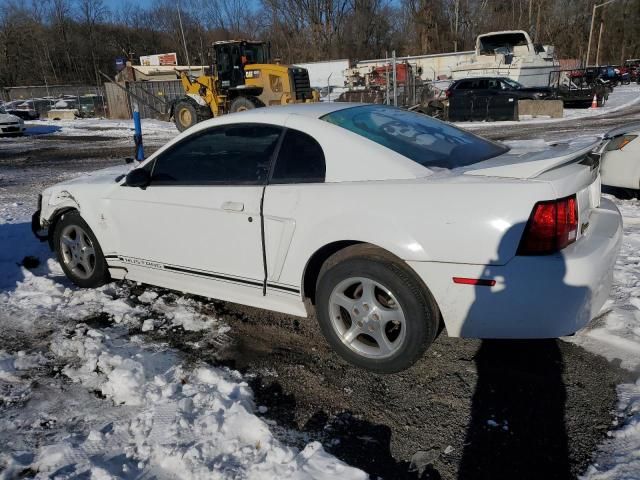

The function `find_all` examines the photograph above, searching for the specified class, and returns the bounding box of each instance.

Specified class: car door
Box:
[262,125,327,303]
[470,79,490,120]
[106,122,282,297]
[449,80,475,121]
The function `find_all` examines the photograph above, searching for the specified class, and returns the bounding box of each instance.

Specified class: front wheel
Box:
[315,245,440,373]
[53,211,110,288]
[174,100,199,132]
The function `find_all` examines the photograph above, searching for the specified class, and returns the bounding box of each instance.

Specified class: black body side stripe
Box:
[267,283,300,293]
[163,265,264,287]
[106,255,300,294]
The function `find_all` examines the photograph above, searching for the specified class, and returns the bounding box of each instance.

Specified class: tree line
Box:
[1,0,639,88]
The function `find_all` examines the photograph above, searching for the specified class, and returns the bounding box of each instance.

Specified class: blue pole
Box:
[133,103,144,161]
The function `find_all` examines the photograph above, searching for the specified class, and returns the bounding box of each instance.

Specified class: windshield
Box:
[479,33,529,54]
[242,44,269,64]
[321,105,508,170]
[502,78,523,89]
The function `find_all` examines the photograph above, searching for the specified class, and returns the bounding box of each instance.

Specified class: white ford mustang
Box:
[32,103,622,372]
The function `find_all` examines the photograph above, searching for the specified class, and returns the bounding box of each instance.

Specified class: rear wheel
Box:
[315,245,439,373]
[53,211,110,288]
[229,96,264,113]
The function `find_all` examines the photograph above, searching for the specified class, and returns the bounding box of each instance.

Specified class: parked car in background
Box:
[0,105,26,136]
[33,103,622,373]
[599,122,640,195]
[2,100,39,120]
[445,77,554,121]
[446,77,554,100]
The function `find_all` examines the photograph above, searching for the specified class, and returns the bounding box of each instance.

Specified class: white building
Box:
[294,59,350,88]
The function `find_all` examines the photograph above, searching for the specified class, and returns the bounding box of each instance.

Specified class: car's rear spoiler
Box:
[604,121,640,139]
[463,137,600,179]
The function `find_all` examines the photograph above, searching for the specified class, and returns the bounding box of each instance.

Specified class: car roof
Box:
[454,76,510,82]
[150,102,432,183]
[241,101,367,119]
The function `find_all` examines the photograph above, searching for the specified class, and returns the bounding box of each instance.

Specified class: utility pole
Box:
[596,8,606,67]
[176,0,191,74]
[392,50,397,107]
[385,51,390,105]
[586,0,618,66]
[454,0,459,52]
[535,3,542,43]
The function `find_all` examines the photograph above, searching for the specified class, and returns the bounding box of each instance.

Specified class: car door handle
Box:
[222,201,244,212]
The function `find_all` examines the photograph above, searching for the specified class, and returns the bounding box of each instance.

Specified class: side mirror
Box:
[125,168,151,189]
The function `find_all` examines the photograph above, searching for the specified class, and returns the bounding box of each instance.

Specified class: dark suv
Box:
[446,77,554,121]
[446,77,553,100]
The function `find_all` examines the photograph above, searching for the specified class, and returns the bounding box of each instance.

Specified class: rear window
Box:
[321,105,508,170]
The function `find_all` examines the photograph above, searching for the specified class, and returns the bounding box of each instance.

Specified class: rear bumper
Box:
[408,198,622,338]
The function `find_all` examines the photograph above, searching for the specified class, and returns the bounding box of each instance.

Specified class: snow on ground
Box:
[459,83,640,129]
[570,196,640,479]
[0,213,365,477]
[24,117,177,142]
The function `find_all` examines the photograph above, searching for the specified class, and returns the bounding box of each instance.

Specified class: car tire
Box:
[53,211,110,288]
[229,96,265,113]
[315,244,440,373]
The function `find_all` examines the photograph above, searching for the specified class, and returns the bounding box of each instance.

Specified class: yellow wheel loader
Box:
[172,40,318,131]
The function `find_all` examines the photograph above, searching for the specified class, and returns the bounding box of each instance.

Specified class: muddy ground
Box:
[2,111,639,479]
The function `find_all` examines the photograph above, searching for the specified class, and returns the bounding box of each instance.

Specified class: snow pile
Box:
[147,294,219,332]
[3,323,366,479]
[0,218,365,479]
[581,379,640,479]
[2,258,223,334]
[0,350,46,382]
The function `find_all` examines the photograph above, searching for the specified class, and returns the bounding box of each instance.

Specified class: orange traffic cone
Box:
[590,94,598,108]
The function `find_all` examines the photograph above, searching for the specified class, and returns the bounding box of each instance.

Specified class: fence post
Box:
[392,50,398,107]
[133,103,144,161]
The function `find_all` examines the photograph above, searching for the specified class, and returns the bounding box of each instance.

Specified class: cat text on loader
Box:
[172,40,317,131]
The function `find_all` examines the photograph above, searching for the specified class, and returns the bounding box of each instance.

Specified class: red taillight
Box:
[517,195,578,255]
[445,89,451,98]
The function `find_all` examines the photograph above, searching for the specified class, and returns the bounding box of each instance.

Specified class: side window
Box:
[477,79,489,89]
[271,129,326,184]
[457,80,473,89]
[488,79,500,90]
[151,124,282,185]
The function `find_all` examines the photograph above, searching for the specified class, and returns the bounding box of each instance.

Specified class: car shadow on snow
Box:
[0,222,53,292]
